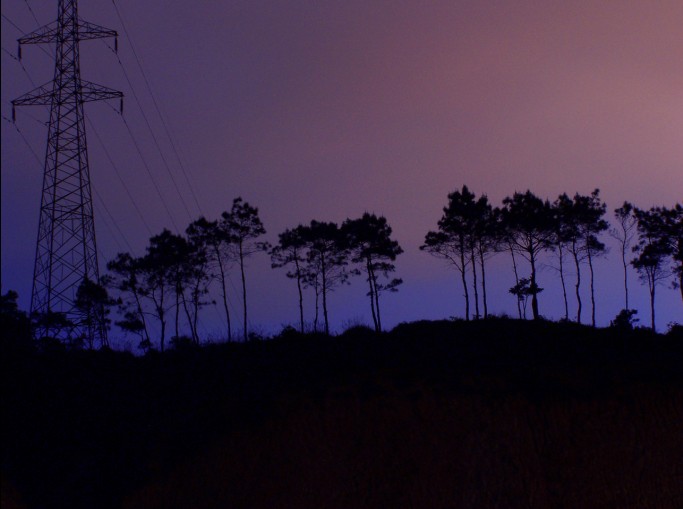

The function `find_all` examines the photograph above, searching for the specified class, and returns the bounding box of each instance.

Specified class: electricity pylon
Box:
[12,0,123,347]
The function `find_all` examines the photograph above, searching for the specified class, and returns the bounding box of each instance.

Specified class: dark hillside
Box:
[2,319,682,509]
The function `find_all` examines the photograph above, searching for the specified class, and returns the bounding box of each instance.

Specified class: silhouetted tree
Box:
[187,217,236,341]
[74,278,112,349]
[552,194,574,321]
[30,310,74,348]
[501,191,555,320]
[182,230,212,344]
[301,220,349,335]
[271,226,309,333]
[139,229,184,352]
[573,190,609,327]
[508,277,542,320]
[0,290,32,350]
[161,232,193,341]
[554,194,588,323]
[342,213,403,332]
[610,202,638,310]
[106,252,152,350]
[471,198,499,319]
[661,204,683,304]
[221,198,269,341]
[421,186,477,320]
[632,206,673,331]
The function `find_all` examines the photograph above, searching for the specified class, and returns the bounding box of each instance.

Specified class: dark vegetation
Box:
[26,188,682,347]
[2,316,682,509]
[3,189,681,508]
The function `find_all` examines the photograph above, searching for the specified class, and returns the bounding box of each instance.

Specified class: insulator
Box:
[120,98,123,114]
[115,38,118,53]
[18,44,22,61]
[12,106,16,122]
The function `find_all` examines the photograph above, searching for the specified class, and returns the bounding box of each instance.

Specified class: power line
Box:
[93,187,133,254]
[6,33,153,245]
[110,0,203,216]
[1,14,53,61]
[7,7,185,250]
[119,114,181,232]
[101,36,195,223]
[2,114,42,166]
[1,13,24,32]
[86,116,154,237]
[22,0,41,27]
[3,113,134,257]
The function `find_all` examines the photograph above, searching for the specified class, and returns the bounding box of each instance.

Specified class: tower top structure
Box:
[12,0,123,347]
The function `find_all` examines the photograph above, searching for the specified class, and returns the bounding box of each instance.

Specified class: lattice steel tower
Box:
[12,0,122,346]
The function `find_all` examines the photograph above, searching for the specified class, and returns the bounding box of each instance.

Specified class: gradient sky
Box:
[2,0,682,341]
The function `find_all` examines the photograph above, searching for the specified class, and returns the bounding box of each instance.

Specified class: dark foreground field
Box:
[2,319,682,509]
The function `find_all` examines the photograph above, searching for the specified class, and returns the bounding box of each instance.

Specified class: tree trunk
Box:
[174,287,180,339]
[157,293,166,353]
[621,241,629,310]
[192,280,201,344]
[294,258,304,334]
[558,245,569,321]
[313,277,320,333]
[471,246,480,320]
[587,248,597,327]
[215,248,232,342]
[510,246,522,319]
[182,293,194,342]
[366,259,378,332]
[479,247,488,319]
[133,291,151,344]
[459,245,470,321]
[649,272,656,332]
[238,241,248,341]
[369,262,383,333]
[320,253,329,335]
[373,272,382,333]
[572,241,582,324]
[529,247,540,320]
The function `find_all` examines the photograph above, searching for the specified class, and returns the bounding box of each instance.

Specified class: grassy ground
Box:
[2,319,682,508]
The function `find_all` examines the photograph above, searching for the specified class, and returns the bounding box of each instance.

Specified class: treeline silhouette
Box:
[6,187,682,349]
[2,318,682,509]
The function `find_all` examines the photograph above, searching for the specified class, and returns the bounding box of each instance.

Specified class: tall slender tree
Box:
[632,206,674,331]
[182,232,212,344]
[552,194,574,321]
[271,226,309,333]
[610,202,638,311]
[141,229,184,352]
[421,186,479,320]
[301,221,349,335]
[106,252,151,349]
[575,190,609,327]
[342,213,403,332]
[187,217,237,342]
[221,198,269,341]
[501,191,555,320]
[471,198,499,319]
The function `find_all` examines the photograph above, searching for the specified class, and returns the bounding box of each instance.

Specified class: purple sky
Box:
[2,0,682,340]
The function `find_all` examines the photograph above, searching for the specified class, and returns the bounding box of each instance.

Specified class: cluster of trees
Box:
[421,187,681,330]
[4,188,680,350]
[105,198,403,351]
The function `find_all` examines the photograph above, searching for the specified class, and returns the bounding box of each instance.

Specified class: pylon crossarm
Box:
[12,82,123,108]
[81,81,123,103]
[11,83,54,107]
[18,22,60,45]
[76,19,117,41]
